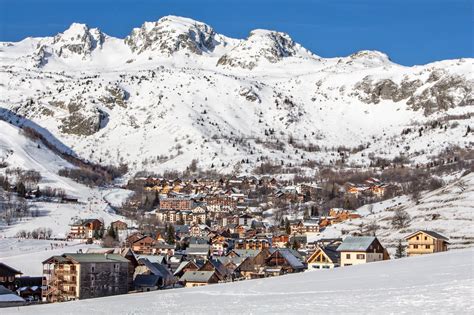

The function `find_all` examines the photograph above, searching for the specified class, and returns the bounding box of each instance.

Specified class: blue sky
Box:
[0,0,472,65]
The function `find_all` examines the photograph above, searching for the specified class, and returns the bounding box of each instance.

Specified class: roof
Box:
[186,244,210,255]
[137,255,167,265]
[134,274,161,287]
[337,236,377,252]
[405,230,449,241]
[272,249,305,269]
[231,249,261,258]
[318,246,340,263]
[179,271,215,283]
[0,262,22,276]
[47,253,129,264]
[0,285,25,303]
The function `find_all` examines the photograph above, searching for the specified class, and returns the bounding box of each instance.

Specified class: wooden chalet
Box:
[405,230,449,256]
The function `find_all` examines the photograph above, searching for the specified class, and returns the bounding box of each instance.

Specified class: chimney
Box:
[105,253,108,260]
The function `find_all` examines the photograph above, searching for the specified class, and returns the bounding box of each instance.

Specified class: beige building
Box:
[405,230,449,256]
[337,236,388,266]
[306,246,340,270]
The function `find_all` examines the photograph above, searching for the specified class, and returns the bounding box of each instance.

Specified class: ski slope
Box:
[0,120,131,238]
[5,248,474,314]
[0,238,99,275]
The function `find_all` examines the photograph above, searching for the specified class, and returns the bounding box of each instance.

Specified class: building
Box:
[179,271,219,288]
[264,249,305,276]
[131,236,156,255]
[337,236,388,266]
[160,197,194,210]
[0,263,22,291]
[306,246,340,269]
[42,253,129,302]
[69,219,103,239]
[405,230,449,256]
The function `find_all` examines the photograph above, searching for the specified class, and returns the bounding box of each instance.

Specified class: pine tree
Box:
[167,224,175,245]
[284,218,291,235]
[107,225,117,240]
[395,239,405,258]
[17,182,26,197]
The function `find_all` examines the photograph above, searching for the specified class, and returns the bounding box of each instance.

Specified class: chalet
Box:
[264,249,305,276]
[235,238,270,251]
[289,220,306,235]
[42,253,129,302]
[303,220,320,233]
[14,276,43,302]
[69,219,103,239]
[337,236,388,267]
[307,245,340,269]
[192,206,207,224]
[0,263,22,291]
[111,220,128,231]
[235,248,271,279]
[173,261,200,278]
[131,236,156,255]
[405,230,449,256]
[199,259,231,282]
[179,271,219,288]
[133,258,175,291]
[125,232,145,247]
[329,208,361,222]
[153,242,175,256]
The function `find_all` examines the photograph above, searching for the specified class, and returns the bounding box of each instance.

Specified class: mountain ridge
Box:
[0,15,472,175]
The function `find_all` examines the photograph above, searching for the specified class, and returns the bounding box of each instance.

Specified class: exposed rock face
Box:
[51,23,104,59]
[407,74,473,114]
[60,100,107,136]
[99,85,129,109]
[345,50,392,67]
[124,16,219,55]
[217,29,308,69]
[355,71,472,115]
[239,87,261,103]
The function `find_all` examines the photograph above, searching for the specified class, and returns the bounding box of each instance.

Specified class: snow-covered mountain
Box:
[0,16,472,174]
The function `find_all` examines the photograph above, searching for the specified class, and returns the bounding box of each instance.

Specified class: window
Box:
[416,236,419,240]
[424,236,428,240]
[413,245,418,249]
[356,254,365,260]
[346,254,351,259]
[426,245,431,249]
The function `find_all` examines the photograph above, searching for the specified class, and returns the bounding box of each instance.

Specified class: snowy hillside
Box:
[317,172,474,252]
[0,15,472,174]
[5,248,473,314]
[0,120,130,238]
[0,238,99,275]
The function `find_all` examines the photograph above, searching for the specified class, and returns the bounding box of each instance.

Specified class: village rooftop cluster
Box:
[0,176,450,307]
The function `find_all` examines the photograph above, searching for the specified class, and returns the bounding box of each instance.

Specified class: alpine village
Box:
[0,175,450,307]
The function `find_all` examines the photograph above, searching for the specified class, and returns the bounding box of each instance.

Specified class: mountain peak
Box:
[51,22,105,58]
[217,28,312,69]
[124,15,222,55]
